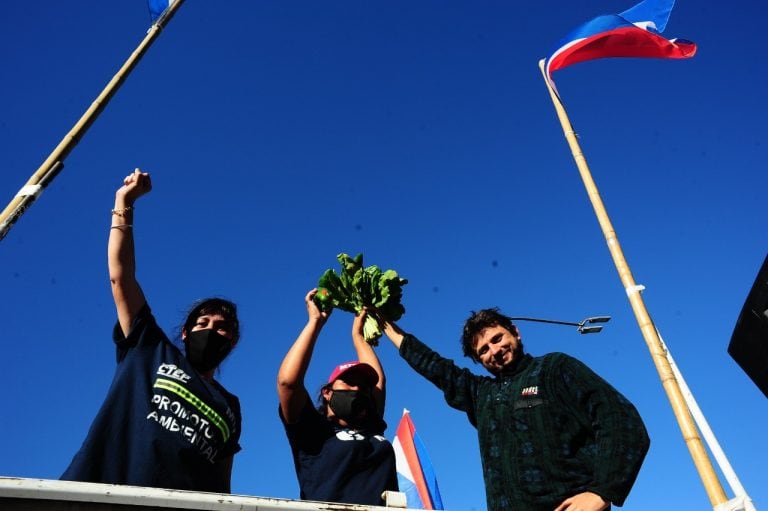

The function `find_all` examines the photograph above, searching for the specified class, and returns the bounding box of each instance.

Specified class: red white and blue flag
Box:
[392,410,444,510]
[544,0,696,87]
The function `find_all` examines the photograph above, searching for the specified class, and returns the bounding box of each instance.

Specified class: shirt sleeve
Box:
[280,399,330,453]
[223,392,243,457]
[551,354,650,506]
[112,303,169,363]
[399,334,483,425]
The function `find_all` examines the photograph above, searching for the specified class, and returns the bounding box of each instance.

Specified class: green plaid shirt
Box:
[400,334,649,511]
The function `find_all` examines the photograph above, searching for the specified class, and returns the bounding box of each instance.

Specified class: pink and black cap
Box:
[327,361,379,386]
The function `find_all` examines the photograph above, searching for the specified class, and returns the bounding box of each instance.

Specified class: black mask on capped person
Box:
[328,389,373,421]
[184,329,233,373]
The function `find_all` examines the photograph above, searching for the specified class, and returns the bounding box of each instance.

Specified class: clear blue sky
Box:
[1,2,766,510]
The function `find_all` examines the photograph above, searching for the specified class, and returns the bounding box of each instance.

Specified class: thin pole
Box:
[0,0,186,242]
[537,59,728,508]
[655,329,756,511]
[510,317,581,327]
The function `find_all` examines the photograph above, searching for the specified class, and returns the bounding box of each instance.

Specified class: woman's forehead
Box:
[196,313,229,322]
[335,374,372,388]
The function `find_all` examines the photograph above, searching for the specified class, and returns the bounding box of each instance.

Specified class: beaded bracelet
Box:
[111,206,133,217]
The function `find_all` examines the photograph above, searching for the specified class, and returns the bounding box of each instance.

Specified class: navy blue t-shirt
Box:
[280,400,398,505]
[61,304,241,492]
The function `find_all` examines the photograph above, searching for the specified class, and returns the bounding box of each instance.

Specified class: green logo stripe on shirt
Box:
[153,378,231,441]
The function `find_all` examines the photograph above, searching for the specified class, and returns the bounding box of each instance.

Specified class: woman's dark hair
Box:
[182,297,240,343]
[315,383,332,416]
[461,308,518,363]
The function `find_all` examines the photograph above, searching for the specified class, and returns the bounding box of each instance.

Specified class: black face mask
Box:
[328,390,373,421]
[184,329,233,373]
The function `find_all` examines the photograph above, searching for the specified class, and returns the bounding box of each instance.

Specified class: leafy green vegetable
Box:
[315,253,408,345]
[314,287,333,312]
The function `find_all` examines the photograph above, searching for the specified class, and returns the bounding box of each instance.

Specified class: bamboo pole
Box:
[0,0,186,242]
[537,59,728,508]
[655,329,757,511]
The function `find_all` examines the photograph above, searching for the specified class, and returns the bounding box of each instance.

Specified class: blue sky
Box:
[1,1,766,510]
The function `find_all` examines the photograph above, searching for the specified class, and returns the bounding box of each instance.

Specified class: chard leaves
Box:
[316,253,408,345]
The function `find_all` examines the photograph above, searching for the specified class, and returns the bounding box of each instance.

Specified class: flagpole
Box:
[655,329,757,511]
[0,0,186,243]
[537,60,728,509]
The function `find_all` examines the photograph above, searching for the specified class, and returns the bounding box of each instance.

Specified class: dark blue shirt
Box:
[280,400,398,505]
[61,305,241,492]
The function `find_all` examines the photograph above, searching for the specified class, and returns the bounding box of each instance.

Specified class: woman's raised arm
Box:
[109,169,151,336]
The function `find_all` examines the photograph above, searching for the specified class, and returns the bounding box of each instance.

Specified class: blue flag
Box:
[148,0,172,22]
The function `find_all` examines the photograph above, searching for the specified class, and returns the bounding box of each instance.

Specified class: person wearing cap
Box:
[378,307,649,511]
[277,289,397,506]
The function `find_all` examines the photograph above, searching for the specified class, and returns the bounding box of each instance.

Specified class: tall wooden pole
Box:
[537,59,728,509]
[0,0,186,242]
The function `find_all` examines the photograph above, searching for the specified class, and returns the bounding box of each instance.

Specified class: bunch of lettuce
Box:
[315,253,408,345]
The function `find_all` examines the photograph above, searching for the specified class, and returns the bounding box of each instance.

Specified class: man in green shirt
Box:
[381,308,649,511]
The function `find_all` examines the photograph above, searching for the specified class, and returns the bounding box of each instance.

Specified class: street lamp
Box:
[509,315,611,334]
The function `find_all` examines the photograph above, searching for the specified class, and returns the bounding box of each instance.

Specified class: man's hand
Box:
[378,315,405,348]
[554,491,609,511]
